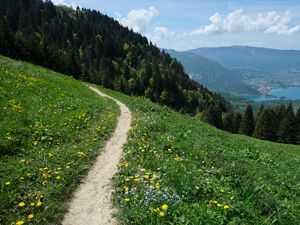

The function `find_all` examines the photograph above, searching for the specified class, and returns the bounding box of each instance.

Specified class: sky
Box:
[51,0,300,51]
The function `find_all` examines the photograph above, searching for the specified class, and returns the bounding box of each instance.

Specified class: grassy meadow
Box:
[0,56,119,225]
[99,87,300,225]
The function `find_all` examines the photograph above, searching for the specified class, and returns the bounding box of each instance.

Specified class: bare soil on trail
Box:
[62,86,131,225]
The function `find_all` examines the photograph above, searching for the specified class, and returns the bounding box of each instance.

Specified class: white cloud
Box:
[185,9,300,36]
[51,0,79,9]
[147,26,175,44]
[118,6,159,33]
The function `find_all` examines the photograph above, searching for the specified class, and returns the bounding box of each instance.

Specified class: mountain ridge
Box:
[165,49,261,95]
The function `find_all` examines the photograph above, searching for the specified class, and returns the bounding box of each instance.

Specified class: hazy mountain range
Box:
[167,46,300,95]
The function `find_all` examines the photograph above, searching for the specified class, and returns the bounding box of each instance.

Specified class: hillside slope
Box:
[166,49,260,95]
[0,56,119,224]
[0,0,228,115]
[100,87,300,225]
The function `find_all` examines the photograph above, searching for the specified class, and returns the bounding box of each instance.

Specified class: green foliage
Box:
[296,108,300,143]
[239,105,254,136]
[202,105,222,129]
[277,104,296,144]
[0,0,228,117]
[99,86,300,225]
[254,108,277,141]
[0,56,119,224]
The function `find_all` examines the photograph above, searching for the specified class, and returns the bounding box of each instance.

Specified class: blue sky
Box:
[52,0,300,50]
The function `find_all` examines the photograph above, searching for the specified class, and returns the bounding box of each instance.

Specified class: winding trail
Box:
[63,85,132,225]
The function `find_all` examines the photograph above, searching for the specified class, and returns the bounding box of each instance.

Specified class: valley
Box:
[169,46,300,100]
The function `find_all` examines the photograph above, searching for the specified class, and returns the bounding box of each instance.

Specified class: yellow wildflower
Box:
[220,189,225,193]
[159,211,165,217]
[16,221,24,225]
[217,203,222,207]
[224,205,230,209]
[28,214,34,219]
[30,202,35,207]
[230,196,234,200]
[18,202,25,207]
[36,201,43,207]
[161,204,169,210]
[153,207,160,212]
[5,181,11,185]
[124,198,130,202]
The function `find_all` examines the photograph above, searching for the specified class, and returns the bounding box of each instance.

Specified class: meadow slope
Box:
[0,56,119,225]
[99,87,300,225]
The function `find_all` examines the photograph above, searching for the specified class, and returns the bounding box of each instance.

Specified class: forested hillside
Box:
[0,0,228,114]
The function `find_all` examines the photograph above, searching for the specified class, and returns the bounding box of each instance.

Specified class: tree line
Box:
[0,0,228,115]
[203,103,300,144]
[0,0,299,145]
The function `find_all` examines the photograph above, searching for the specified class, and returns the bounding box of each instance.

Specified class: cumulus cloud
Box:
[118,6,159,33]
[51,0,79,9]
[185,9,300,36]
[147,26,175,44]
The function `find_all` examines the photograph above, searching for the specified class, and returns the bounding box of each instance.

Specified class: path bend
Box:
[62,85,132,225]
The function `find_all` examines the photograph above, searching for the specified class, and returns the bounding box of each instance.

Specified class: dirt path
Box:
[62,86,131,225]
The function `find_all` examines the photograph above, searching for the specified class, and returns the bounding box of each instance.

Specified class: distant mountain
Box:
[188,46,300,73]
[188,46,300,94]
[166,49,260,95]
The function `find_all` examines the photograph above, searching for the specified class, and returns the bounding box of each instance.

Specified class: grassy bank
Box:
[99,87,300,225]
[0,56,119,224]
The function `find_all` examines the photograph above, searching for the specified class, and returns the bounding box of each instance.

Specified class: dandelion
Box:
[16,221,24,225]
[28,214,34,219]
[56,176,61,180]
[224,205,230,209]
[30,202,35,207]
[5,181,11,185]
[155,183,160,189]
[161,204,169,210]
[18,202,26,207]
[159,211,165,217]
[217,203,222,207]
[153,207,160,212]
[36,201,43,207]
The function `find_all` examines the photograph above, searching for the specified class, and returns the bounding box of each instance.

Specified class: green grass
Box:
[98,87,300,225]
[0,56,119,225]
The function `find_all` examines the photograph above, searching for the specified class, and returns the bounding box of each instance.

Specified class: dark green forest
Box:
[0,0,299,144]
[0,0,228,114]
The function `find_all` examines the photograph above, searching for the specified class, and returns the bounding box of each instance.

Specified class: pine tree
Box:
[202,105,222,129]
[294,107,300,144]
[278,103,296,144]
[239,104,255,136]
[223,112,235,133]
[255,104,264,122]
[233,112,242,133]
[254,108,277,141]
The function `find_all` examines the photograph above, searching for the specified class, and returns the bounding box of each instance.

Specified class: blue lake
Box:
[246,87,300,102]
